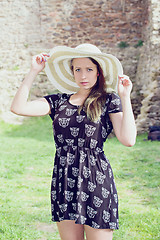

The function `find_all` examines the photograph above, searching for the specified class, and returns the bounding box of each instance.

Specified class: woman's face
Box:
[72,58,98,91]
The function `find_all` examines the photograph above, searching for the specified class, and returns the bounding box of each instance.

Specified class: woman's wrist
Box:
[119,93,131,102]
[22,69,39,87]
[29,67,40,76]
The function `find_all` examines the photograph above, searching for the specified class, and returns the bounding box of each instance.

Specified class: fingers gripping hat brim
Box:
[45,45,123,93]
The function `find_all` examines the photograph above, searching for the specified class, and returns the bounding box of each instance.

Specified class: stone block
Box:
[63,26,72,31]
[92,21,101,27]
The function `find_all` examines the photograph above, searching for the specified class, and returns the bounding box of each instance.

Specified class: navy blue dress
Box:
[44,92,122,229]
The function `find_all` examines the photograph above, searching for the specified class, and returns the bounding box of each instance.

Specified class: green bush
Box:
[134,40,144,48]
[118,41,129,48]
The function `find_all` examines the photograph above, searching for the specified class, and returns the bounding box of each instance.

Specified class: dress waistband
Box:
[55,145,104,154]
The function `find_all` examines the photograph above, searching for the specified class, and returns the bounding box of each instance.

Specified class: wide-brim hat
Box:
[45,43,123,93]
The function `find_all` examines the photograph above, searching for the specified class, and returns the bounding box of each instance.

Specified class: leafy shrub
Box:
[118,41,129,48]
[134,40,144,48]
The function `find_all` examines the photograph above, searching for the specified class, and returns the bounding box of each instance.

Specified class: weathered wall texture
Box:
[135,0,160,132]
[41,0,148,48]
[0,0,159,132]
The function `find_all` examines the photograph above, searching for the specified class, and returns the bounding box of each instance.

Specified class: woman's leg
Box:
[84,225,113,240]
[57,220,85,240]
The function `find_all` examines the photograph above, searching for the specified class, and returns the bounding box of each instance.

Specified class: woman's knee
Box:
[84,224,113,240]
[57,220,84,240]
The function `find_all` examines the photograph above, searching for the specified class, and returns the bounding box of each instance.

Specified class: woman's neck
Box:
[70,90,90,106]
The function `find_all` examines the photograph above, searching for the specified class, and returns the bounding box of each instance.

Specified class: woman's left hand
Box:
[118,75,132,98]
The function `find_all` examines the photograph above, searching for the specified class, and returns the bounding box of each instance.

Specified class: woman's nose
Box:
[81,71,86,79]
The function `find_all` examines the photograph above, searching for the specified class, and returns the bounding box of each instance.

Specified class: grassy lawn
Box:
[0,116,159,240]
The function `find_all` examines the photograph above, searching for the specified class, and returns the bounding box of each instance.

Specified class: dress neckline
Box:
[67,94,81,107]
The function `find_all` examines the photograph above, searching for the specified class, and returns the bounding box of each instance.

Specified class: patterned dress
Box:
[44,92,122,229]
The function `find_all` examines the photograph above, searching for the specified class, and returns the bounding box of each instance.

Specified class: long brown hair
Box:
[71,57,107,122]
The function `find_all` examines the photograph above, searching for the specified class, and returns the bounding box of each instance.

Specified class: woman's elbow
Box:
[10,108,18,115]
[123,137,136,147]
[10,105,16,114]
[118,135,136,147]
[125,141,136,147]
[10,104,21,115]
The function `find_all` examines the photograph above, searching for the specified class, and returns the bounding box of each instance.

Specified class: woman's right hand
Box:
[31,53,50,73]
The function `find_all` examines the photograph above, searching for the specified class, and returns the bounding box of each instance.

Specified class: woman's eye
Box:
[75,69,80,72]
[87,68,93,71]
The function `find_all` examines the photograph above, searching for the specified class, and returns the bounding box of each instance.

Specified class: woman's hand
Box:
[31,53,50,73]
[118,75,132,98]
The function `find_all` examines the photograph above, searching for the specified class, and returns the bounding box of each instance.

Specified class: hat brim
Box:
[45,46,123,93]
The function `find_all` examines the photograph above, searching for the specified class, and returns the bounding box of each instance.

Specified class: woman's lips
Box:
[80,82,88,86]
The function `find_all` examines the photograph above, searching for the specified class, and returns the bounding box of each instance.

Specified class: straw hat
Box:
[45,43,123,93]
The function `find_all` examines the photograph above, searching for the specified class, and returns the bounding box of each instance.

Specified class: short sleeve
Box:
[44,93,68,120]
[107,93,123,113]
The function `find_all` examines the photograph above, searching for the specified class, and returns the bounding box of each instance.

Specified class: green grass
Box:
[0,116,160,240]
[104,136,160,239]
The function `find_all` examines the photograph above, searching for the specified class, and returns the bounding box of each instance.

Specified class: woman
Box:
[11,44,137,240]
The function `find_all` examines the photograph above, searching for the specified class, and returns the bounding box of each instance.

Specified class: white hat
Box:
[45,43,123,93]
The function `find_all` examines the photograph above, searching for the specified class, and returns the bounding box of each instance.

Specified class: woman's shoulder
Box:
[106,92,120,99]
[44,92,71,110]
[106,92,121,103]
[44,92,70,101]
[47,92,70,98]
[105,92,122,113]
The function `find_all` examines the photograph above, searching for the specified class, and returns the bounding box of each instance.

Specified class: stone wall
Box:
[40,0,148,48]
[0,0,42,123]
[0,0,159,132]
[135,0,160,132]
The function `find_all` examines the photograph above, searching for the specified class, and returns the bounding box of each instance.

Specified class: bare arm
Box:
[109,75,137,147]
[10,53,51,117]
